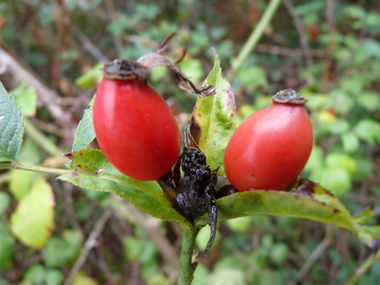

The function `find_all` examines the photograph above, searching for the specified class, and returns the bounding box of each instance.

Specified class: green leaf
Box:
[196,182,378,249]
[237,65,268,88]
[326,89,354,114]
[325,153,356,177]
[356,91,380,112]
[124,235,143,261]
[72,271,98,285]
[75,62,103,89]
[357,40,380,59]
[354,206,373,225]
[270,243,290,265]
[195,225,220,251]
[226,216,253,233]
[45,269,65,285]
[0,223,15,269]
[311,167,351,197]
[72,95,96,151]
[25,264,46,284]
[9,166,38,200]
[10,177,55,248]
[190,49,236,175]
[0,192,11,216]
[341,132,360,153]
[58,149,190,228]
[11,81,37,117]
[0,81,24,162]
[44,236,79,267]
[178,58,205,87]
[206,267,246,285]
[354,119,380,144]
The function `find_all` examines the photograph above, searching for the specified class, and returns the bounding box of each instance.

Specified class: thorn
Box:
[62,152,73,159]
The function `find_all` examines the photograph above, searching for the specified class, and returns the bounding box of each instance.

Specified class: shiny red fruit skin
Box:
[93,78,181,181]
[224,102,313,191]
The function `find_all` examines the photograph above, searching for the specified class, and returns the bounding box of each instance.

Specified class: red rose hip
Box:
[93,77,181,181]
[224,89,313,191]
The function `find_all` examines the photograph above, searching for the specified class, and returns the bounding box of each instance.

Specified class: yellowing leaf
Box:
[11,177,55,248]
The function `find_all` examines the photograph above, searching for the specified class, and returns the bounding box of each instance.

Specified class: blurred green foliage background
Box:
[1,0,380,284]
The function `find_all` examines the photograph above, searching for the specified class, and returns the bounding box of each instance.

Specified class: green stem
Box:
[345,249,380,285]
[0,162,69,175]
[178,227,199,285]
[227,0,282,79]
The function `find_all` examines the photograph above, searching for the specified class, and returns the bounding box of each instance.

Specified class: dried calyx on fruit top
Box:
[272,88,308,104]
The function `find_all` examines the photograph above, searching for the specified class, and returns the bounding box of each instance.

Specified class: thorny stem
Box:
[227,0,282,79]
[178,227,200,285]
[0,162,69,175]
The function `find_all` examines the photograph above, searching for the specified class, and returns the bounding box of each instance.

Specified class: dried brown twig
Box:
[63,210,112,285]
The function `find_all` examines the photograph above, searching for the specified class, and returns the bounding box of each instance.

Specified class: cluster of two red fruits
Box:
[94,67,313,191]
[93,47,313,250]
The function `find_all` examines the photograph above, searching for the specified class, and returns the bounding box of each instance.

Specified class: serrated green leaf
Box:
[72,95,96,151]
[10,177,55,248]
[58,149,190,228]
[190,49,236,176]
[0,81,24,162]
[196,183,378,249]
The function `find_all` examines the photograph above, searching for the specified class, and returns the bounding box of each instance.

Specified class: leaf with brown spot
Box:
[197,180,380,250]
[190,49,236,176]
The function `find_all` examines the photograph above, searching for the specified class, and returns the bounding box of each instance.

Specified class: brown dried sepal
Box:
[101,33,215,96]
[272,88,308,105]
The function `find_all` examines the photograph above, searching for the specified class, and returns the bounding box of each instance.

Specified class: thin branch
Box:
[255,44,325,58]
[29,117,66,138]
[346,249,380,285]
[72,26,109,63]
[104,0,124,55]
[293,236,331,282]
[0,46,72,128]
[321,0,335,92]
[283,0,313,70]
[63,210,112,285]
[227,0,283,79]
[24,119,62,156]
[119,198,180,271]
